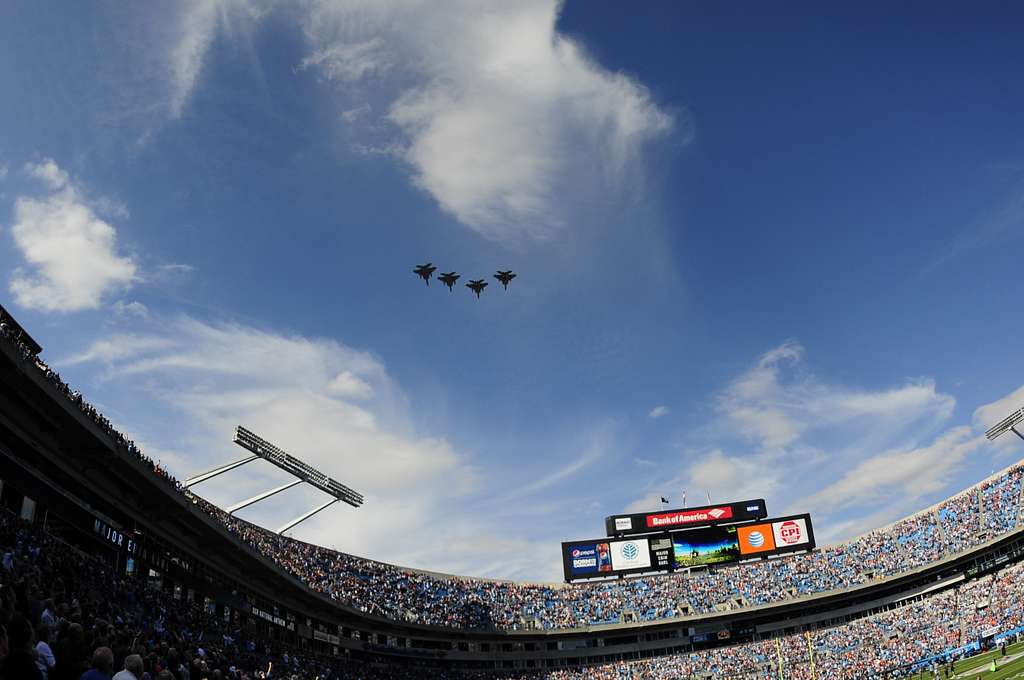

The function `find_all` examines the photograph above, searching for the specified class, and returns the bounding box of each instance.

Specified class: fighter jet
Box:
[466,279,488,298]
[413,263,436,285]
[438,272,460,291]
[493,270,517,290]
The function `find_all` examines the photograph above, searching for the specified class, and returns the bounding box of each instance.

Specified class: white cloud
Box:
[718,340,955,452]
[65,316,513,574]
[499,424,612,501]
[25,158,70,190]
[166,0,270,119]
[328,370,373,399]
[298,39,392,82]
[623,340,968,544]
[301,0,673,241]
[112,300,150,319]
[687,449,782,502]
[151,0,673,238]
[800,427,985,513]
[8,160,137,312]
[340,104,372,123]
[648,405,670,419]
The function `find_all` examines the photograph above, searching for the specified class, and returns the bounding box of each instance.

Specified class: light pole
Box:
[985,405,1024,443]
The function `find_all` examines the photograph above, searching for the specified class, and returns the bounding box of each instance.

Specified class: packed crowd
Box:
[4,506,1024,680]
[4,317,1024,634]
[0,512,371,680]
[194,463,1024,631]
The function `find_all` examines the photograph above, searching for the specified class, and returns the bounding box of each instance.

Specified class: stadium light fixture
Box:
[232,426,364,507]
[185,426,364,534]
[985,406,1024,442]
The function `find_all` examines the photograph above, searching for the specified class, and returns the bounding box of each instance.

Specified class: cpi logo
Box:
[621,542,639,560]
[778,521,802,544]
[747,531,765,548]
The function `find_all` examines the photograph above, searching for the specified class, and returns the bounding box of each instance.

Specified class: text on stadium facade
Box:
[93,517,137,555]
[605,499,767,536]
[646,506,734,528]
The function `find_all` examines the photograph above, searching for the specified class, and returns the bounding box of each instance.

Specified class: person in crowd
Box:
[36,622,56,680]
[80,647,115,680]
[1,613,43,679]
[112,654,143,680]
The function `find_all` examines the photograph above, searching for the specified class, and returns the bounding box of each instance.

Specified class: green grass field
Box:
[910,641,1024,679]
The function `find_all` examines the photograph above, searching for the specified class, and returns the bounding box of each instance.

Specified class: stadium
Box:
[3,4,1024,680]
[3,309,1024,679]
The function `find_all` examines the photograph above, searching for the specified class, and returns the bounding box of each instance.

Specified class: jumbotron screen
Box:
[604,499,767,536]
[564,514,814,582]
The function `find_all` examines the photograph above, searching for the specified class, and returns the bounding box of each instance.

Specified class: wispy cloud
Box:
[112,300,150,319]
[800,427,985,513]
[924,173,1024,273]
[499,423,614,501]
[716,340,955,452]
[300,0,674,241]
[624,340,973,543]
[62,316,532,575]
[648,405,670,419]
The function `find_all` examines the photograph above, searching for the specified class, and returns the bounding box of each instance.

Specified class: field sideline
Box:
[908,641,1024,679]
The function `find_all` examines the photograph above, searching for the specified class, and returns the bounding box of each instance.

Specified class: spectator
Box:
[36,622,56,680]
[1,613,43,680]
[80,647,115,680]
[112,654,143,680]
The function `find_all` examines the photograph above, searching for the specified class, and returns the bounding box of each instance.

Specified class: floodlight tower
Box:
[985,405,1024,443]
[184,426,363,534]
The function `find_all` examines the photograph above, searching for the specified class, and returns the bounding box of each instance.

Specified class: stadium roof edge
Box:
[0,302,42,355]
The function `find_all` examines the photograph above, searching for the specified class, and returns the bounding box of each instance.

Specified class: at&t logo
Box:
[748,531,765,548]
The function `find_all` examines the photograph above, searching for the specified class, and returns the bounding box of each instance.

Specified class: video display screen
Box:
[672,525,740,568]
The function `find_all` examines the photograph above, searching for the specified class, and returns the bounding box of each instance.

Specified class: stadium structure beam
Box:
[276,498,340,535]
[226,479,303,515]
[985,406,1024,442]
[184,454,259,488]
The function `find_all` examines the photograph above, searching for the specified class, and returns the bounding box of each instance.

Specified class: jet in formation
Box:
[414,265,515,298]
[466,279,488,298]
[438,272,460,291]
[413,263,436,285]
[494,270,517,290]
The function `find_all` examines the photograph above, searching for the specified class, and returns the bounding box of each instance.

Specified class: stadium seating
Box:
[3,504,1023,679]
[5,314,1024,679]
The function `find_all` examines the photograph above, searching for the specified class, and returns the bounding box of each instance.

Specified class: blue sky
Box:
[1,1,1023,581]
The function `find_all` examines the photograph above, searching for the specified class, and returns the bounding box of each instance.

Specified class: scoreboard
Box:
[563,514,814,582]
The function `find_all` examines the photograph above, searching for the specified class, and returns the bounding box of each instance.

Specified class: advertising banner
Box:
[566,542,612,577]
[772,517,810,548]
[609,538,652,570]
[562,537,662,581]
[605,499,767,536]
[737,523,777,555]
